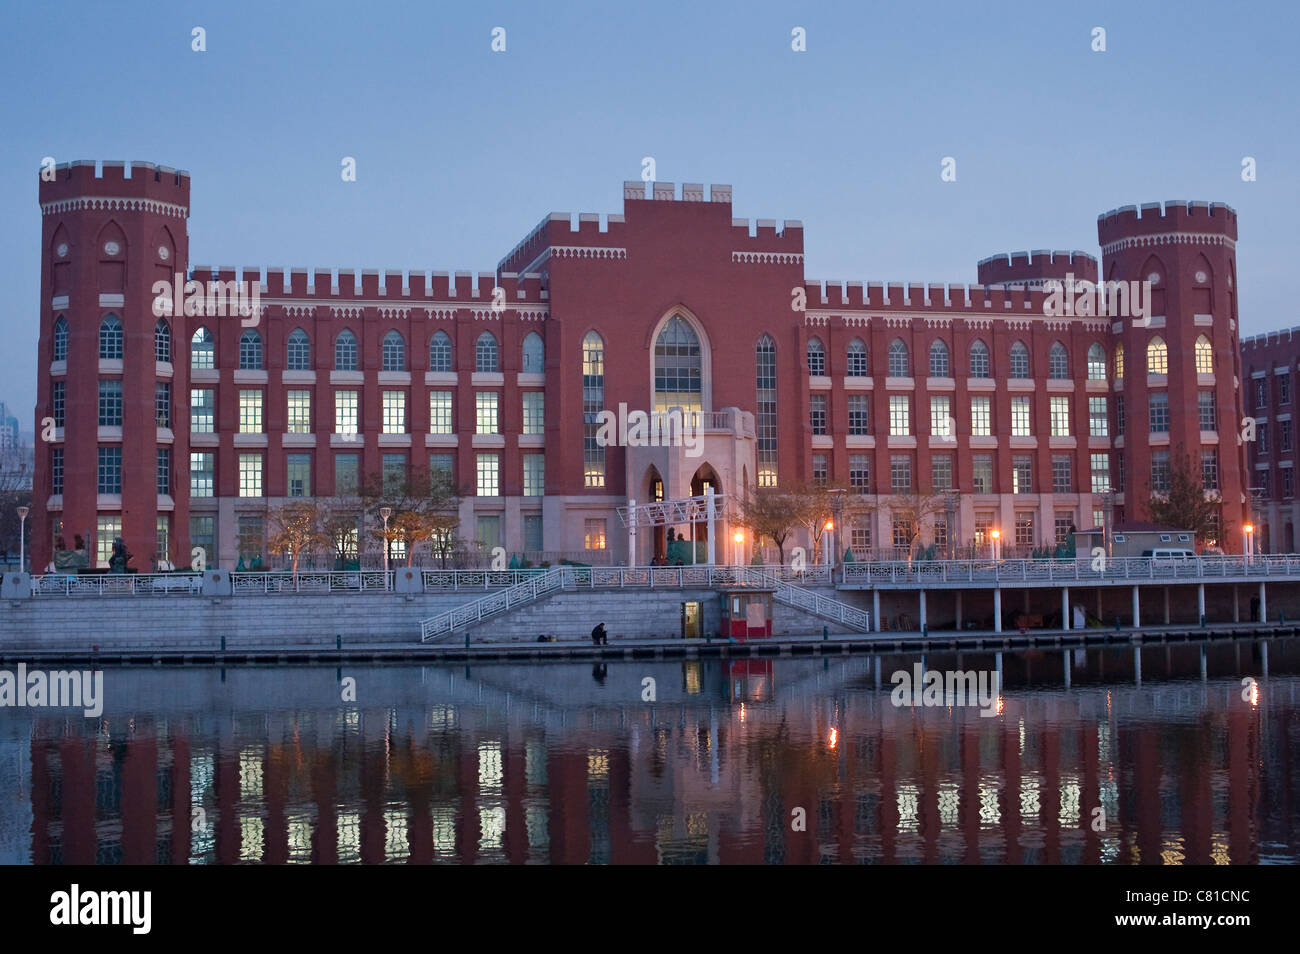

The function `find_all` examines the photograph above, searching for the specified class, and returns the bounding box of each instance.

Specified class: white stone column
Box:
[873,590,882,633]
[705,488,716,566]
[1197,583,1206,624]
[955,591,963,631]
[628,497,637,566]
[1132,585,1140,629]
[1233,585,1240,622]
[1163,586,1171,625]
[1259,581,1267,623]
[994,588,1003,634]
[919,590,927,632]
[1061,587,1070,631]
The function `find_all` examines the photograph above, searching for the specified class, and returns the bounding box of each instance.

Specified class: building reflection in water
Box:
[4,639,1297,865]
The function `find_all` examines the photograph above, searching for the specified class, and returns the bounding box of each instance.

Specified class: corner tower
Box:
[1097,200,1244,548]
[34,160,191,571]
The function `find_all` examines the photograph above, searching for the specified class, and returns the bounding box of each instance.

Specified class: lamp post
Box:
[733,530,744,567]
[990,528,1001,562]
[380,506,392,585]
[1244,523,1254,566]
[824,520,834,570]
[16,506,29,573]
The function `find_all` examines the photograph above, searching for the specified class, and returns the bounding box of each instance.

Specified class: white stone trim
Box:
[42,196,188,218]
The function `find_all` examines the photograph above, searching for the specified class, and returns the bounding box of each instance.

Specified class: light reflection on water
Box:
[0,638,1297,865]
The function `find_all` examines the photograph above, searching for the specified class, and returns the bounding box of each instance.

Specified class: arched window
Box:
[655,316,703,413]
[334,330,358,371]
[1147,337,1168,375]
[99,315,123,360]
[583,332,605,488]
[381,330,406,371]
[428,330,452,372]
[1194,335,1213,374]
[846,339,867,377]
[1114,342,1125,380]
[969,340,990,378]
[239,329,263,370]
[1087,343,1107,380]
[52,316,68,363]
[756,336,778,487]
[522,332,544,374]
[191,327,214,370]
[888,339,910,377]
[807,338,825,375]
[286,328,311,371]
[475,332,499,373]
[1048,341,1069,379]
[1009,341,1030,378]
[154,319,171,364]
[929,340,950,377]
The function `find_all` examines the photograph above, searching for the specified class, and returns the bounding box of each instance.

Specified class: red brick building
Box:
[1240,328,1300,552]
[31,162,1248,569]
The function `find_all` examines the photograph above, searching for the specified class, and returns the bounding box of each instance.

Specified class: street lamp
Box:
[1244,523,1254,565]
[825,519,834,569]
[990,528,1001,562]
[16,506,29,573]
[380,506,393,584]
[733,530,744,567]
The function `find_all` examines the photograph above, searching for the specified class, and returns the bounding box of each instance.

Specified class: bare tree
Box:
[736,485,805,565]
[359,467,463,567]
[267,500,331,578]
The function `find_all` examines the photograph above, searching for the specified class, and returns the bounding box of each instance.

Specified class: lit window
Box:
[96,516,122,567]
[477,453,499,496]
[584,519,607,550]
[287,390,311,434]
[1194,335,1213,375]
[1011,396,1031,437]
[889,395,910,436]
[429,391,453,434]
[971,396,991,437]
[1050,396,1070,437]
[335,390,358,436]
[382,390,406,434]
[756,336,777,486]
[1146,337,1168,375]
[930,395,951,438]
[583,332,605,487]
[1114,343,1125,380]
[239,389,263,433]
[476,392,499,434]
[239,453,263,497]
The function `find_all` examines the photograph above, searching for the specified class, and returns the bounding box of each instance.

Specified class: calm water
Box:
[1,639,1297,864]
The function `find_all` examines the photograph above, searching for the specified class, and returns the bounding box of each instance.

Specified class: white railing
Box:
[742,567,871,632]
[422,568,567,641]
[838,554,1300,585]
[31,572,204,596]
[229,570,390,593]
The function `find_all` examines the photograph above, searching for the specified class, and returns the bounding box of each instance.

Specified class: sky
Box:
[1,0,1296,430]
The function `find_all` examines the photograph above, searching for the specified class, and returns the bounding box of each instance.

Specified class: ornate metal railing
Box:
[838,555,1300,585]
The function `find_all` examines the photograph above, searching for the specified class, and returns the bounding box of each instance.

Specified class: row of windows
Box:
[803,335,1216,380]
[1253,373,1293,411]
[186,451,542,498]
[808,338,1108,380]
[839,510,1087,552]
[186,326,537,374]
[817,394,1093,439]
[809,451,1117,495]
[190,388,544,436]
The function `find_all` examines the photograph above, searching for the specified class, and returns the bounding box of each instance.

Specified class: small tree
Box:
[880,486,947,565]
[267,500,330,578]
[360,467,463,567]
[1147,450,1226,546]
[737,485,805,565]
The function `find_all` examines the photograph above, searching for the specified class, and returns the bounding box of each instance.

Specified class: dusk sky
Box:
[1,0,1296,430]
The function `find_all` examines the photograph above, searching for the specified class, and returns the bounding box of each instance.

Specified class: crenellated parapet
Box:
[976,249,1097,287]
[187,265,548,305]
[39,159,190,216]
[1097,199,1237,251]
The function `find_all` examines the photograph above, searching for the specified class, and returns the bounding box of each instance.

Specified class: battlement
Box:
[185,265,547,304]
[498,180,802,272]
[38,159,191,207]
[976,249,1098,286]
[1242,326,1300,352]
[1097,199,1237,246]
[802,278,1089,317]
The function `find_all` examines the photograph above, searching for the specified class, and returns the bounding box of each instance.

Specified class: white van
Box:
[1142,548,1196,565]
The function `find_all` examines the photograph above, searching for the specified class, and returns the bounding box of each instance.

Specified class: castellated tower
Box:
[34,160,191,572]
[1097,200,1245,549]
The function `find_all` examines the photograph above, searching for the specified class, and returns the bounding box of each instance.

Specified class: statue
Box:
[52,534,89,572]
[108,537,133,574]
